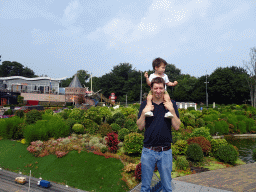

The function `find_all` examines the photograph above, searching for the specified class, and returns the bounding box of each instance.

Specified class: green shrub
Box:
[111,123,121,133]
[186,143,204,162]
[4,109,13,115]
[244,118,255,132]
[98,123,112,137]
[195,118,205,128]
[60,110,69,119]
[83,119,99,135]
[65,118,77,133]
[115,117,125,127]
[210,138,228,155]
[227,115,238,132]
[127,114,137,123]
[187,136,211,155]
[214,120,229,135]
[25,109,42,124]
[124,119,137,132]
[187,107,195,111]
[175,156,189,171]
[206,122,215,135]
[124,132,144,155]
[0,117,24,140]
[237,121,247,134]
[47,116,70,139]
[118,128,130,141]
[236,115,246,121]
[216,145,238,165]
[15,110,24,118]
[44,109,54,115]
[234,110,244,115]
[72,124,84,134]
[113,112,125,120]
[85,109,102,125]
[69,108,83,121]
[189,127,212,141]
[253,148,256,161]
[120,107,138,116]
[172,140,188,155]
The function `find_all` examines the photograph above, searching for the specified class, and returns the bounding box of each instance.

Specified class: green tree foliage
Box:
[0,61,36,77]
[208,66,250,104]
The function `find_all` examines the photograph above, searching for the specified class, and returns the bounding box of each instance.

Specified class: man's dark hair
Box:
[152,57,167,70]
[151,77,165,88]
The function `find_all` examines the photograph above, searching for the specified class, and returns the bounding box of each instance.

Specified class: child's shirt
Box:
[149,73,170,90]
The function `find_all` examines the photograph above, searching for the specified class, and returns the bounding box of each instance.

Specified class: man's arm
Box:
[163,100,181,130]
[137,104,154,131]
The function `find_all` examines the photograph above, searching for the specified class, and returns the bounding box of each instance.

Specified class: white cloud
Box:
[61,0,83,27]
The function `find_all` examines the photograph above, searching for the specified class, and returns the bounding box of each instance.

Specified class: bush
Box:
[210,138,228,155]
[118,128,130,141]
[195,118,205,128]
[25,109,42,124]
[89,137,100,147]
[206,122,215,135]
[127,114,137,123]
[214,120,229,135]
[187,107,195,111]
[175,156,189,171]
[0,117,24,140]
[82,119,99,135]
[124,132,144,155]
[85,109,102,125]
[253,148,256,161]
[106,132,119,153]
[124,119,137,132]
[15,110,24,118]
[60,110,69,120]
[189,127,212,141]
[216,145,238,165]
[172,140,188,155]
[98,123,112,137]
[237,121,247,134]
[115,117,125,127]
[4,109,13,115]
[72,124,84,134]
[112,112,125,120]
[65,118,77,133]
[44,109,54,115]
[187,136,211,155]
[134,163,142,181]
[110,123,121,133]
[186,143,204,162]
[244,118,255,132]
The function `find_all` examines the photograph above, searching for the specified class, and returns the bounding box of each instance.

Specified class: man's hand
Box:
[143,104,154,113]
[163,99,174,112]
[144,72,149,78]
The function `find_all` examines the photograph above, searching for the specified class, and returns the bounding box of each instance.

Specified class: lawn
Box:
[0,139,129,192]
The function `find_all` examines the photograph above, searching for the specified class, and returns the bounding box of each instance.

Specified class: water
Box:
[225,136,256,163]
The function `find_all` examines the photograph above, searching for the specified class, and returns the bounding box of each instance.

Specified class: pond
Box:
[225,136,256,163]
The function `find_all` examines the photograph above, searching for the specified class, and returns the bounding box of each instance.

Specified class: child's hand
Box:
[174,81,178,86]
[144,72,148,78]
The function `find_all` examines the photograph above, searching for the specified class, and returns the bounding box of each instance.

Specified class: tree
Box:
[208,66,249,104]
[244,47,256,107]
[0,61,36,77]
[60,70,90,88]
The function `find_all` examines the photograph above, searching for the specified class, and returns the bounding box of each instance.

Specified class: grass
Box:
[0,139,129,192]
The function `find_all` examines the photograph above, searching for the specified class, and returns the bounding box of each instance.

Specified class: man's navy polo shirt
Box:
[138,100,179,147]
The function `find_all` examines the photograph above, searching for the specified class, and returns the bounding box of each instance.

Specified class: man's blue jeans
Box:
[140,147,173,192]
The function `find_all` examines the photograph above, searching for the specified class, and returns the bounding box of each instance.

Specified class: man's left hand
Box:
[163,99,174,112]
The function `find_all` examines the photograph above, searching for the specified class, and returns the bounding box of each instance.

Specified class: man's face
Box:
[151,83,165,99]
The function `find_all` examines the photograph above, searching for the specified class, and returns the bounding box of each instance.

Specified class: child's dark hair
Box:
[152,57,167,70]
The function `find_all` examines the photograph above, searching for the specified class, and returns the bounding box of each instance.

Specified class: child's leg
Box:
[145,91,154,116]
[163,92,173,118]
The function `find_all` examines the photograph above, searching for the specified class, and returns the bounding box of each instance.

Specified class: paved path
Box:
[130,163,256,192]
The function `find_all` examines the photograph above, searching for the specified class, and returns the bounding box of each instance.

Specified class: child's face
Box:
[155,63,166,74]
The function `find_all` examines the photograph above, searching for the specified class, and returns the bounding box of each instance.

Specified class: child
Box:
[144,57,178,118]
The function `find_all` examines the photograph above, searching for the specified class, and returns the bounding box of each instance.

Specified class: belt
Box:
[145,146,171,152]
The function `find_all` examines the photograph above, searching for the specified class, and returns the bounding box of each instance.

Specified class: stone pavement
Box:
[130,163,256,192]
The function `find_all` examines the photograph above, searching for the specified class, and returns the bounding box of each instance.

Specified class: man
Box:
[137,77,181,192]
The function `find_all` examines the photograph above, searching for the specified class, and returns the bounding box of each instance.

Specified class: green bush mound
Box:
[210,138,228,155]
[124,119,137,132]
[72,124,84,134]
[195,118,205,128]
[0,117,24,140]
[214,120,229,135]
[82,119,99,135]
[189,127,212,141]
[186,143,204,162]
[205,122,215,135]
[237,121,247,134]
[187,136,211,155]
[110,123,121,133]
[124,132,143,155]
[118,128,130,141]
[98,123,112,137]
[215,145,238,165]
[25,109,42,124]
[172,140,188,155]
[175,156,189,171]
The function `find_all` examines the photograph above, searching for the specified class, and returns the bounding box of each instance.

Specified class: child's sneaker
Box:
[164,112,173,118]
[145,111,153,117]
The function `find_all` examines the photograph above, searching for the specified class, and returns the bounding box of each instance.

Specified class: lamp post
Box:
[204,71,209,108]
[140,71,142,104]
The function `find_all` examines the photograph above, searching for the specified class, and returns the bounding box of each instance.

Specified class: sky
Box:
[0,0,256,80]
